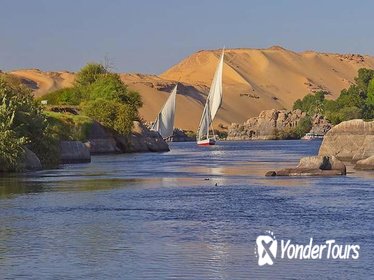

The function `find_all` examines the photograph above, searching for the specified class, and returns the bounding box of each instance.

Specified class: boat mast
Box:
[206,100,210,139]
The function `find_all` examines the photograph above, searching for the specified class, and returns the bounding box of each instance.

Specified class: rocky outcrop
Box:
[60,141,91,164]
[309,115,334,135]
[84,122,120,154]
[22,147,42,171]
[84,121,169,154]
[354,156,374,170]
[266,156,346,176]
[115,121,169,153]
[318,119,374,161]
[85,139,119,154]
[227,109,332,140]
[167,129,195,142]
[297,155,346,172]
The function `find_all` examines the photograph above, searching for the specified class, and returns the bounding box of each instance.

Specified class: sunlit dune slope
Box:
[9,69,75,98]
[161,47,374,129]
[4,46,374,130]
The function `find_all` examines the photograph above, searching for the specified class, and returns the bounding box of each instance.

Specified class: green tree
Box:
[294,116,313,138]
[367,78,374,106]
[293,91,326,115]
[81,99,136,135]
[339,106,362,121]
[336,85,365,109]
[0,129,26,172]
[293,68,374,125]
[88,73,128,101]
[75,63,108,87]
[125,90,143,109]
[360,104,374,120]
[354,68,374,92]
[87,73,143,109]
[40,87,83,105]
[0,77,59,170]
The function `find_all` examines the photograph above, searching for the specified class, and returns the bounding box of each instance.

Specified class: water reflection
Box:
[0,141,373,279]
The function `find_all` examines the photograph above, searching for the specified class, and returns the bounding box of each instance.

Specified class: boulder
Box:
[266,155,346,176]
[85,122,120,154]
[116,121,169,153]
[297,155,346,172]
[85,121,169,154]
[318,119,374,161]
[354,155,374,170]
[22,147,42,171]
[168,128,195,142]
[265,171,277,176]
[273,168,345,176]
[60,141,91,164]
[84,139,120,154]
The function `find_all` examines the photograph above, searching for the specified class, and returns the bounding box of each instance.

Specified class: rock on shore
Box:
[227,109,332,140]
[115,121,170,153]
[60,141,91,164]
[84,122,120,154]
[84,121,170,154]
[168,128,195,142]
[354,155,374,170]
[22,147,42,171]
[318,119,374,161]
[266,155,346,176]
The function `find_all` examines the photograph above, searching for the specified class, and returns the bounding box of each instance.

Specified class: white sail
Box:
[208,50,224,121]
[151,84,177,138]
[197,50,224,141]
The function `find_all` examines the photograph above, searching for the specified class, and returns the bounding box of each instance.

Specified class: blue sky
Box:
[1,0,373,74]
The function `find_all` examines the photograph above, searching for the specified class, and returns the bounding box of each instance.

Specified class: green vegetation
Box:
[45,111,94,141]
[41,63,142,135]
[184,130,197,140]
[39,87,83,105]
[81,99,136,135]
[0,62,143,173]
[271,116,312,140]
[0,76,59,171]
[0,128,26,172]
[294,116,313,138]
[293,68,374,124]
[75,63,108,87]
[216,130,228,140]
[292,91,325,116]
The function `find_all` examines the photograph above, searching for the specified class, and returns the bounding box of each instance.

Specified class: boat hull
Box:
[197,138,216,146]
[302,134,324,140]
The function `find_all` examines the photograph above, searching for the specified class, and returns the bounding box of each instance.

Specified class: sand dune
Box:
[161,47,374,127]
[8,69,75,98]
[3,47,374,130]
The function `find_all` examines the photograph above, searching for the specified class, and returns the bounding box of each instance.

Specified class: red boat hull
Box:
[197,139,216,146]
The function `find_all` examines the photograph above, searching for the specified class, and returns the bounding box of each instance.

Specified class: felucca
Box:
[196,50,224,145]
[151,84,177,139]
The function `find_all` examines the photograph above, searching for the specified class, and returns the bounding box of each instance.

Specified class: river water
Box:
[0,141,373,279]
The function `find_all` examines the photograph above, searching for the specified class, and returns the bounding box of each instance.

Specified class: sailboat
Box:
[151,84,177,139]
[196,50,224,146]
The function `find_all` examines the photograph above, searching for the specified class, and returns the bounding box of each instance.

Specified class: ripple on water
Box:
[0,141,373,279]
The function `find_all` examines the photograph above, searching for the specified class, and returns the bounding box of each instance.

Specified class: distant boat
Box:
[151,84,177,139]
[302,132,324,140]
[196,50,224,146]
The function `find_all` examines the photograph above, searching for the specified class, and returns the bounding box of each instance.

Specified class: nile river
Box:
[0,141,373,279]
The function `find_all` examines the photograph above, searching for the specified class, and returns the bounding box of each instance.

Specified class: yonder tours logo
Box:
[255,231,360,266]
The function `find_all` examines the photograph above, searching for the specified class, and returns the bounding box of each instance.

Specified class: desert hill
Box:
[9,69,75,98]
[3,46,374,130]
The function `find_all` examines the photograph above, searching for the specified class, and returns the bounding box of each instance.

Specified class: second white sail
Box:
[151,84,177,139]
